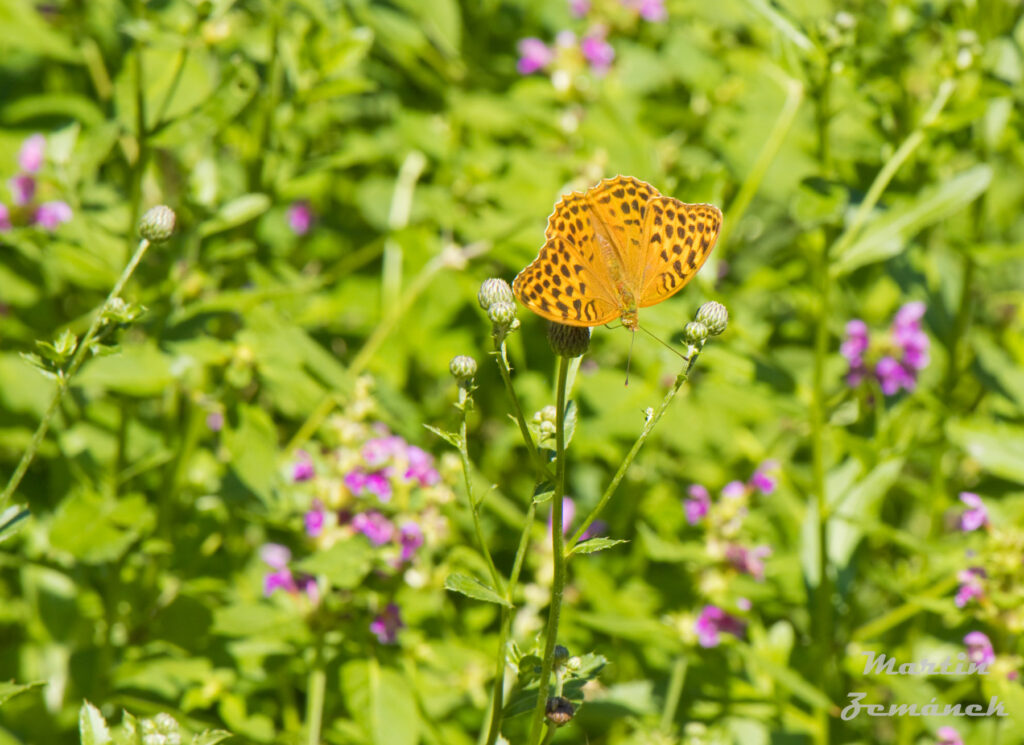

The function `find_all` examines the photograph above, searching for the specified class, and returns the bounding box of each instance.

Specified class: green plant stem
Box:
[458,387,505,594]
[305,647,326,745]
[527,356,570,745]
[0,238,153,513]
[717,72,804,255]
[829,80,955,268]
[659,654,689,733]
[569,347,703,548]
[382,151,427,318]
[128,0,148,236]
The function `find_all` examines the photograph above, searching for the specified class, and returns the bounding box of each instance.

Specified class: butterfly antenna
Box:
[624,328,635,386]
[638,324,689,363]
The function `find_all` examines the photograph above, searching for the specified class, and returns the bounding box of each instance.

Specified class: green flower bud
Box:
[139,205,176,243]
[488,301,517,327]
[695,301,728,336]
[478,278,515,310]
[449,355,477,381]
[553,645,570,667]
[547,322,591,358]
[545,696,575,726]
[683,321,708,344]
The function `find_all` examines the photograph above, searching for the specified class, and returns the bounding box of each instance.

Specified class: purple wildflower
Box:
[684,484,710,524]
[9,174,35,206]
[840,319,869,364]
[370,603,403,644]
[694,605,745,648]
[287,201,313,235]
[568,0,590,17]
[345,469,393,502]
[18,134,46,173]
[875,355,915,395]
[206,411,224,432]
[34,201,72,230]
[260,543,297,596]
[363,436,405,467]
[964,631,994,667]
[517,37,553,75]
[725,544,772,581]
[305,500,326,537]
[955,567,985,608]
[404,445,440,486]
[625,0,667,21]
[959,492,988,531]
[399,522,424,562]
[352,510,394,545]
[937,726,963,745]
[299,576,320,605]
[580,29,615,74]
[721,480,747,499]
[749,460,778,495]
[293,450,315,482]
[0,203,10,231]
[893,302,930,371]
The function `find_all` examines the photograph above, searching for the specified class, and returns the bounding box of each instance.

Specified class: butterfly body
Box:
[513,176,722,329]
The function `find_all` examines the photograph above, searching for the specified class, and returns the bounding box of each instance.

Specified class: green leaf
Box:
[423,424,462,449]
[947,418,1024,484]
[0,680,45,707]
[531,481,555,504]
[443,572,511,607]
[834,165,993,274]
[79,700,112,745]
[198,194,271,237]
[828,458,904,569]
[295,539,374,589]
[74,342,174,396]
[735,645,833,711]
[222,405,279,505]
[341,660,421,745]
[568,537,628,555]
[211,603,307,639]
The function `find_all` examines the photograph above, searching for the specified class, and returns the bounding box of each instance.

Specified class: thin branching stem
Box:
[0,238,153,514]
[569,347,703,549]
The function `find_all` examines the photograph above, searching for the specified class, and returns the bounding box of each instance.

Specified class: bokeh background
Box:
[1,0,1024,743]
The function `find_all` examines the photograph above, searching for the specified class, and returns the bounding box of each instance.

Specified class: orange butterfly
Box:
[513,176,722,330]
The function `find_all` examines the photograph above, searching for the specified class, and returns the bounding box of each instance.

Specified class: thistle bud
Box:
[545,696,575,726]
[547,322,590,358]
[488,301,517,327]
[449,355,477,381]
[683,321,708,345]
[695,301,728,336]
[553,645,570,668]
[139,205,176,243]
[478,278,515,310]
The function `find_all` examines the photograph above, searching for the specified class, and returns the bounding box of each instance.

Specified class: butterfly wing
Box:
[513,190,622,327]
[583,175,662,294]
[638,198,722,308]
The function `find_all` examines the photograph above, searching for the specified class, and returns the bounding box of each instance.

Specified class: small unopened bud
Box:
[488,301,517,327]
[139,205,176,243]
[683,321,708,344]
[547,322,591,358]
[695,301,728,336]
[545,696,575,726]
[553,645,570,667]
[478,278,514,310]
[449,355,477,381]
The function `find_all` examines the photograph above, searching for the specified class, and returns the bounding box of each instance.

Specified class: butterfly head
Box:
[621,307,638,330]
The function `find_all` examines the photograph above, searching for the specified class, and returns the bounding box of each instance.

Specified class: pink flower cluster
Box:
[1,134,72,232]
[842,302,930,395]
[287,201,314,235]
[260,543,319,604]
[694,604,745,647]
[569,0,667,22]
[684,460,778,525]
[955,566,985,607]
[517,29,615,77]
[958,491,988,531]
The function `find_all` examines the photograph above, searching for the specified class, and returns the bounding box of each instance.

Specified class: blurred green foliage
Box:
[2,0,1024,743]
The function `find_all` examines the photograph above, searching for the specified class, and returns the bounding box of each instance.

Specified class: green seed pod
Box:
[488,301,518,327]
[553,645,570,667]
[478,278,515,310]
[449,355,477,381]
[683,321,709,345]
[545,696,575,726]
[695,301,728,336]
[547,322,591,358]
[139,205,176,243]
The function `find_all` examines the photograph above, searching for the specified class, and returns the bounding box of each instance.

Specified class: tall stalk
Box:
[527,357,570,745]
